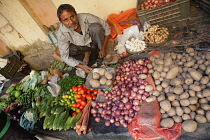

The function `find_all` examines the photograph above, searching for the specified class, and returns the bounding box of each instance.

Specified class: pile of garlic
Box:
[125,37,146,53]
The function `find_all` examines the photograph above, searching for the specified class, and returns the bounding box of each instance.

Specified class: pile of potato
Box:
[147,48,210,132]
[89,68,113,88]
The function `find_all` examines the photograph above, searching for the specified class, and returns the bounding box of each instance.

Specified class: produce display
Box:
[143,25,169,44]
[91,59,154,127]
[140,0,176,10]
[147,48,210,132]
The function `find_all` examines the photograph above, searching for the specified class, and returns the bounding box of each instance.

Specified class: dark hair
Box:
[57,4,76,21]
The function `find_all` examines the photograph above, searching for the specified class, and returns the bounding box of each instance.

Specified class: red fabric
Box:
[106,8,141,41]
[128,100,182,140]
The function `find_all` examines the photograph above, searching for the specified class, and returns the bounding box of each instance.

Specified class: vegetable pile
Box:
[147,48,210,132]
[143,25,169,44]
[140,0,176,10]
[91,59,154,127]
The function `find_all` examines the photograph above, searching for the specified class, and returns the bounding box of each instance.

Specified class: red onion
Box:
[95,117,101,122]
[105,121,111,126]
[125,102,132,110]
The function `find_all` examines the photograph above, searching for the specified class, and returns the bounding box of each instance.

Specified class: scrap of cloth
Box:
[128,100,182,140]
[106,8,141,41]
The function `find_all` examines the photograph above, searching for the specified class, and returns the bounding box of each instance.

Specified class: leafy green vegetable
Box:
[23,70,42,91]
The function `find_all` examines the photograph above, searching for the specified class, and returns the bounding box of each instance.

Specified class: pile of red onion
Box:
[91,59,153,127]
[140,0,176,10]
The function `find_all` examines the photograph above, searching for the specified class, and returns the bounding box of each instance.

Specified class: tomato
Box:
[79,89,84,94]
[76,98,82,103]
[86,89,91,93]
[92,95,96,100]
[74,94,82,99]
[82,94,87,98]
[77,87,82,92]
[80,100,87,106]
[76,109,81,113]
[90,89,94,91]
[76,102,81,108]
[79,105,84,109]
[72,103,77,108]
[86,94,92,101]
[72,86,78,92]
[72,112,78,116]
[93,89,98,95]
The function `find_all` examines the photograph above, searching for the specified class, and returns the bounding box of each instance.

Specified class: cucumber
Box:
[54,106,65,115]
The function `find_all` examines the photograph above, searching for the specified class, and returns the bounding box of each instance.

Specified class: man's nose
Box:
[69,19,73,24]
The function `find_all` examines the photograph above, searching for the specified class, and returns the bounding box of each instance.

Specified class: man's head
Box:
[57,4,79,30]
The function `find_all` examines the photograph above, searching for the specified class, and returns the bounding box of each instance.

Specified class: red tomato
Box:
[72,112,78,116]
[79,105,84,109]
[82,94,87,98]
[72,103,77,108]
[80,100,87,106]
[92,95,96,100]
[76,109,81,113]
[76,103,81,108]
[79,89,84,94]
[74,94,82,99]
[86,94,92,101]
[86,89,91,93]
[93,89,98,95]
[76,98,82,103]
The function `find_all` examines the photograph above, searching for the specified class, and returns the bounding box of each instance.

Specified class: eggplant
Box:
[8,105,23,116]
[13,113,21,121]
[18,107,27,115]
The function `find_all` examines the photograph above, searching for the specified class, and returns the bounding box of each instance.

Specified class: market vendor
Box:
[57,4,111,73]
[0,110,38,140]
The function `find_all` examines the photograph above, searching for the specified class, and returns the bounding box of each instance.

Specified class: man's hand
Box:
[99,48,107,58]
[77,64,93,73]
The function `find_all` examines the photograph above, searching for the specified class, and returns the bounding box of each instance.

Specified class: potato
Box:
[206,111,210,122]
[160,109,166,114]
[93,72,100,80]
[184,60,195,67]
[196,108,205,115]
[152,90,160,96]
[155,59,164,65]
[147,64,153,69]
[146,96,156,102]
[182,114,191,120]
[195,115,207,123]
[196,92,203,98]
[200,104,210,110]
[167,107,176,116]
[145,85,154,92]
[189,90,196,97]
[189,69,202,81]
[163,66,169,72]
[176,107,184,116]
[171,100,180,107]
[157,95,165,102]
[173,85,184,95]
[166,66,179,79]
[185,78,193,85]
[199,98,208,104]
[182,107,191,114]
[160,72,166,78]
[202,89,210,97]
[205,66,210,75]
[153,71,161,79]
[98,68,107,76]
[99,77,107,85]
[189,84,201,92]
[156,85,163,92]
[167,93,176,101]
[164,58,173,66]
[190,112,196,120]
[155,79,161,85]
[180,99,190,106]
[189,96,198,104]
[91,80,100,88]
[186,48,194,54]
[139,74,147,79]
[160,100,171,112]
[207,96,210,101]
[179,92,189,99]
[156,64,164,72]
[205,52,210,60]
[161,81,169,88]
[182,120,197,132]
[170,78,181,86]
[199,64,206,71]
[106,79,112,86]
[189,105,197,111]
[173,116,182,123]
[105,71,113,80]
[160,118,174,128]
[162,114,169,118]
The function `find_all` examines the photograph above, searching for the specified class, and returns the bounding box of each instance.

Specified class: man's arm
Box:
[99,35,109,58]
[76,64,93,73]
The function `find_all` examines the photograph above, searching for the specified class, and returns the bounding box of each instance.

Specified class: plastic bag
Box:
[47,82,61,97]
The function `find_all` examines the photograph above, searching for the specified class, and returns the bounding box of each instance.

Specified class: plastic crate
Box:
[136,0,190,26]
[195,0,210,14]
[0,55,23,79]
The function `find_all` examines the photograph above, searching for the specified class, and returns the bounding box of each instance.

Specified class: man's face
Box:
[60,10,79,30]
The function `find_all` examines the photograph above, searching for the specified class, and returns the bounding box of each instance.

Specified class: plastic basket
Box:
[195,0,210,14]
[0,55,23,79]
[136,0,190,26]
